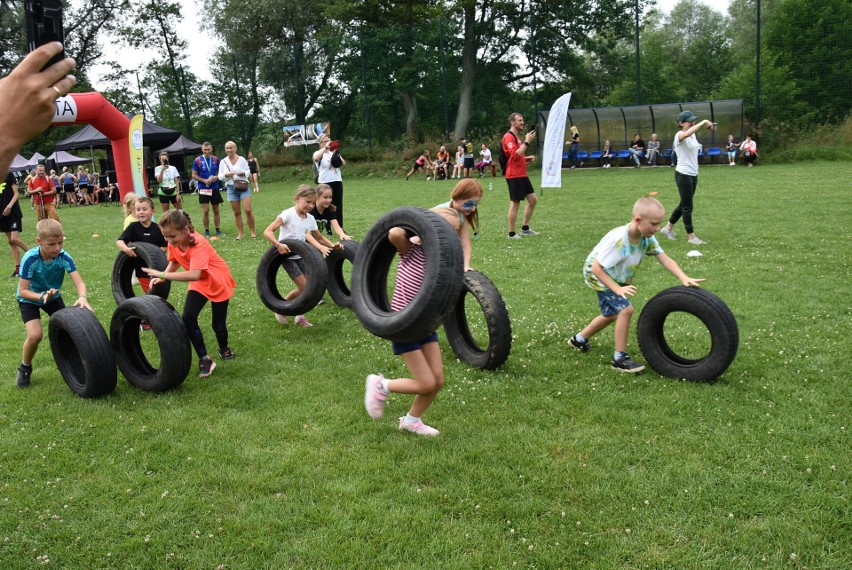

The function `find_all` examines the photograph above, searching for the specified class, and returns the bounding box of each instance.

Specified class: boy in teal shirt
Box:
[15,219,92,387]
[569,196,704,373]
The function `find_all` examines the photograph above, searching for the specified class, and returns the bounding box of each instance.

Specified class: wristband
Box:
[161,271,166,280]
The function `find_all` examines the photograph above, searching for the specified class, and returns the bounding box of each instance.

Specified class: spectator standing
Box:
[646,134,660,166]
[247,151,260,192]
[313,135,346,227]
[27,164,59,222]
[154,152,182,213]
[192,142,224,237]
[218,140,256,240]
[566,125,582,168]
[77,167,94,206]
[659,110,715,245]
[461,138,475,178]
[476,143,493,177]
[1,172,28,277]
[60,166,77,206]
[503,112,539,239]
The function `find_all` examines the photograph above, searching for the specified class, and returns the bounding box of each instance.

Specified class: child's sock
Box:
[575,333,587,343]
[20,361,32,370]
[377,380,390,395]
[614,351,628,361]
[508,232,517,237]
[403,414,420,425]
[522,225,530,231]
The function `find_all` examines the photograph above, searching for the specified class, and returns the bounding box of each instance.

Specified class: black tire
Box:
[325,239,360,308]
[48,307,117,398]
[443,271,512,370]
[256,239,328,316]
[637,287,739,382]
[111,241,171,305]
[351,206,463,343]
[110,295,191,392]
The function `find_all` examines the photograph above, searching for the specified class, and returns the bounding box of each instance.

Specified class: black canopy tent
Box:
[156,135,202,156]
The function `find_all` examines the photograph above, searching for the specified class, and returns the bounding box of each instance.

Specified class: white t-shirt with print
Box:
[154,165,180,188]
[583,224,663,291]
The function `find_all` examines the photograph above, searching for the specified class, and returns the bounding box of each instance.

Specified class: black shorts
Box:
[19,297,66,324]
[0,216,22,233]
[198,188,224,205]
[159,192,179,204]
[463,157,475,168]
[63,183,75,194]
[507,177,535,202]
[283,257,307,280]
[412,162,424,170]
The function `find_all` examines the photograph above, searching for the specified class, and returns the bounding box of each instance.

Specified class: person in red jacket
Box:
[503,113,538,239]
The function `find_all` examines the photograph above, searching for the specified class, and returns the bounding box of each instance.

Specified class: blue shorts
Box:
[596,289,632,317]
[226,186,252,202]
[392,331,439,355]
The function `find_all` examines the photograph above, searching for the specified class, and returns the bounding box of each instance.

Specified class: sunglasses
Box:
[462,199,480,209]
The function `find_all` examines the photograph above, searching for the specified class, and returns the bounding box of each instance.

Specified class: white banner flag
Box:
[541,92,572,188]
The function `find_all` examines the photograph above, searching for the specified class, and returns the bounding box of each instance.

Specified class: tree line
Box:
[1,0,848,159]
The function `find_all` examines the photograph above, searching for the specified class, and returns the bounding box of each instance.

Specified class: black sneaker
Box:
[611,354,645,373]
[569,336,591,352]
[198,357,217,379]
[219,347,235,360]
[10,270,19,278]
[16,365,32,388]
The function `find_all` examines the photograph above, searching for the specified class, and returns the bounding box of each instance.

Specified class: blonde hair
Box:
[294,184,318,201]
[123,193,139,216]
[633,196,665,218]
[37,219,63,239]
[570,125,579,135]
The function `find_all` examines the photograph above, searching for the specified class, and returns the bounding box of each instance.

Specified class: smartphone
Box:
[24,0,65,71]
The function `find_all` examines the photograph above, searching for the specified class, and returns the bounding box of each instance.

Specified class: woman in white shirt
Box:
[312,134,346,228]
[218,140,256,240]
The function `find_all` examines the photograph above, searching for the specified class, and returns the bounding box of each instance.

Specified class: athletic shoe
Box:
[687,237,706,245]
[294,315,313,328]
[204,230,211,237]
[198,357,217,379]
[611,354,645,373]
[10,270,19,278]
[215,230,224,237]
[364,374,387,419]
[275,313,288,325]
[398,417,439,436]
[426,176,432,181]
[139,321,152,332]
[569,335,591,352]
[520,228,540,236]
[404,176,409,181]
[508,234,522,239]
[16,365,32,388]
[219,347,235,360]
[660,228,677,240]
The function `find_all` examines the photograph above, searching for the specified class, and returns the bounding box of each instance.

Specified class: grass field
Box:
[0,161,849,568]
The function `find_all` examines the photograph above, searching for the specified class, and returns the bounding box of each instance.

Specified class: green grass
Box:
[0,161,849,568]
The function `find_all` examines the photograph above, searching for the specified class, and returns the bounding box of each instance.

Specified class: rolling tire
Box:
[48,307,117,398]
[325,239,360,308]
[256,239,328,316]
[111,241,171,305]
[351,206,463,343]
[110,295,191,392]
[443,271,512,370]
[637,287,739,382]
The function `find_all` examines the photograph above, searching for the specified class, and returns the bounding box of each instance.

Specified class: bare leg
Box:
[229,200,245,239]
[613,305,634,353]
[201,203,210,232]
[21,320,44,366]
[241,196,256,238]
[386,342,444,418]
[6,231,28,266]
[212,204,221,231]
[522,193,538,226]
[507,200,520,234]
[285,275,307,300]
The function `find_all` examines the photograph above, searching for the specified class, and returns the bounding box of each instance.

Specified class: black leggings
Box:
[183,290,229,359]
[669,172,698,234]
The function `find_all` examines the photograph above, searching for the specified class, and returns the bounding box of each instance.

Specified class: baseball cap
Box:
[677,111,699,123]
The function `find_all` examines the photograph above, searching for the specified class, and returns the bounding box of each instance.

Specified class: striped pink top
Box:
[390,244,426,312]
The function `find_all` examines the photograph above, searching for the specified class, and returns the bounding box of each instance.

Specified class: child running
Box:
[364,179,483,436]
[569,196,704,373]
[310,183,353,241]
[116,197,167,294]
[142,209,236,379]
[263,184,341,327]
[15,219,92,388]
[1,172,28,277]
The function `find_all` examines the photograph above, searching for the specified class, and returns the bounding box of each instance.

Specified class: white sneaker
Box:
[520,228,540,236]
[398,417,439,436]
[508,233,523,239]
[687,237,706,245]
[660,228,676,240]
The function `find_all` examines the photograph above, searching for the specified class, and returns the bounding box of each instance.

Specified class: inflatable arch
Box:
[51,93,144,200]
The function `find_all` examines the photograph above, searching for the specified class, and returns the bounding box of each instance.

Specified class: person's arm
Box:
[655,253,705,287]
[217,160,231,181]
[191,162,203,183]
[0,44,77,175]
[591,260,636,299]
[312,140,328,162]
[514,130,536,157]
[330,219,352,241]
[388,227,416,255]
[67,271,92,311]
[116,239,137,257]
[459,220,473,272]
[155,166,164,182]
[143,261,200,285]
[306,230,334,257]
[263,217,290,253]
[678,120,714,142]
[17,276,50,303]
[3,181,20,215]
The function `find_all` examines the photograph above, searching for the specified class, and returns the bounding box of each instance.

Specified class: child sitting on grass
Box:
[364,179,483,436]
[15,219,92,388]
[569,196,704,373]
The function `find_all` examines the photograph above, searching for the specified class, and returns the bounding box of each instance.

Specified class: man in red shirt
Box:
[503,113,538,239]
[27,164,60,222]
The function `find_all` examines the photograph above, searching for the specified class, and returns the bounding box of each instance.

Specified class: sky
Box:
[87,0,732,91]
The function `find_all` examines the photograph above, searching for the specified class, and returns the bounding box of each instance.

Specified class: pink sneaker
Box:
[398,417,440,436]
[294,315,313,327]
[364,374,387,419]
